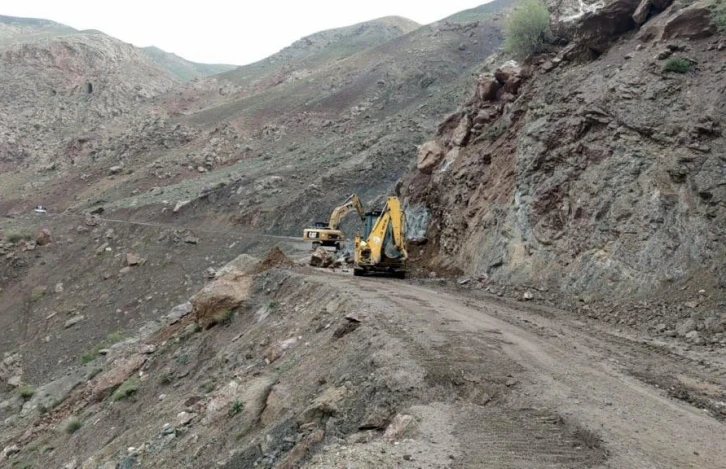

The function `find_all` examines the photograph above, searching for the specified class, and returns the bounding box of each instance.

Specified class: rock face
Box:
[401,4,726,300]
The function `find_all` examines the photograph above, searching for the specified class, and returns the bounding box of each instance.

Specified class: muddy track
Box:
[319,272,726,468]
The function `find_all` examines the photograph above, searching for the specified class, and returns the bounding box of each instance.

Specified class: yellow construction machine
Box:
[303,194,364,250]
[353,196,408,278]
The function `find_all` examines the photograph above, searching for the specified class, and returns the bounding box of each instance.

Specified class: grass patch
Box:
[663,58,692,73]
[177,354,189,365]
[5,230,32,244]
[112,378,139,401]
[483,121,509,141]
[12,461,35,469]
[64,417,82,434]
[211,308,233,326]
[228,399,244,417]
[201,381,215,393]
[710,0,726,31]
[79,331,125,364]
[30,286,47,302]
[159,372,174,386]
[504,0,551,58]
[268,300,279,310]
[18,385,35,400]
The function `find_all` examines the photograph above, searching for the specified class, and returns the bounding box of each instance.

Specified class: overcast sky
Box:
[3,0,491,65]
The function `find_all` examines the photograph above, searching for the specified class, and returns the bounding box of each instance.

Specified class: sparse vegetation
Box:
[18,384,35,400]
[79,331,125,364]
[268,300,279,310]
[177,354,190,365]
[228,399,244,417]
[211,308,233,326]
[483,121,509,141]
[159,372,174,386]
[663,58,692,73]
[30,286,47,302]
[504,0,551,58]
[4,230,32,244]
[710,0,726,31]
[112,378,139,401]
[64,417,83,434]
[202,381,215,393]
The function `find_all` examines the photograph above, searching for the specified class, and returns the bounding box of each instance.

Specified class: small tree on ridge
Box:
[504,0,552,59]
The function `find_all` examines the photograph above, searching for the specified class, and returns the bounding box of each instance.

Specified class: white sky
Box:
[2,0,491,65]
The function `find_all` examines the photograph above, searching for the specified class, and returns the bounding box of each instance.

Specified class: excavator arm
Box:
[328,194,365,230]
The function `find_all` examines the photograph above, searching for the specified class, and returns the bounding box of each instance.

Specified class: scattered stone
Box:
[54,282,64,294]
[166,302,193,325]
[676,318,697,337]
[333,321,360,339]
[177,411,196,426]
[655,323,667,333]
[126,253,141,266]
[458,277,471,286]
[64,315,84,328]
[384,414,415,440]
[416,141,446,175]
[173,200,190,213]
[277,429,325,469]
[686,330,700,342]
[2,445,20,460]
[184,234,200,244]
[109,165,123,175]
[403,454,413,461]
[8,376,22,387]
[523,291,534,301]
[119,267,132,274]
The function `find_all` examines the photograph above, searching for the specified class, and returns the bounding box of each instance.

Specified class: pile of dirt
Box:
[253,246,296,273]
[402,0,726,302]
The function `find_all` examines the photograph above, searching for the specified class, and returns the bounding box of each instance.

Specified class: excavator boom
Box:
[302,194,365,249]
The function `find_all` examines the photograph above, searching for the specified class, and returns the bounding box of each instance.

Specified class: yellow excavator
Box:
[354,196,407,278]
[303,194,365,250]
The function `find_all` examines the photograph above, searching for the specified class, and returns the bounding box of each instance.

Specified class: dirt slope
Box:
[1,261,724,468]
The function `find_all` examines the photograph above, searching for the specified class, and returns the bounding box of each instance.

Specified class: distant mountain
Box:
[0,14,235,81]
[142,46,236,82]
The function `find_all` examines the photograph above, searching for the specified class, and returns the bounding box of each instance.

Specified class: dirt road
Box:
[322,273,726,468]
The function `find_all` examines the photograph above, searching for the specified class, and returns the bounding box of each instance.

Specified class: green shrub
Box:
[483,121,509,141]
[211,308,233,326]
[79,331,125,364]
[710,0,726,31]
[64,417,83,434]
[228,399,244,417]
[112,378,139,401]
[504,0,551,58]
[30,286,47,302]
[18,385,35,400]
[5,230,31,244]
[663,58,692,73]
[177,354,189,365]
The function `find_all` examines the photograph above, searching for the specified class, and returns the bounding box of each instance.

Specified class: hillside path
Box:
[322,273,726,469]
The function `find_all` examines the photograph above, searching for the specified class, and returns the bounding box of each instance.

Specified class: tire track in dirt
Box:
[323,273,726,468]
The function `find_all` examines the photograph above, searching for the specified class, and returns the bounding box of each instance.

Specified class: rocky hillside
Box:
[142,46,236,82]
[402,0,726,303]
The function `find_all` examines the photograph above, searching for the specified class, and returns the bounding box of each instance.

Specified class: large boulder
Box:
[416,141,446,175]
[633,0,673,24]
[662,2,717,39]
[36,229,52,246]
[191,273,252,328]
[575,0,642,53]
[476,75,500,102]
[310,247,334,268]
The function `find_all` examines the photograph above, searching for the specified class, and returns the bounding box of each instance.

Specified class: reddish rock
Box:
[89,354,146,400]
[662,4,717,39]
[191,272,252,328]
[416,141,446,175]
[278,429,325,469]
